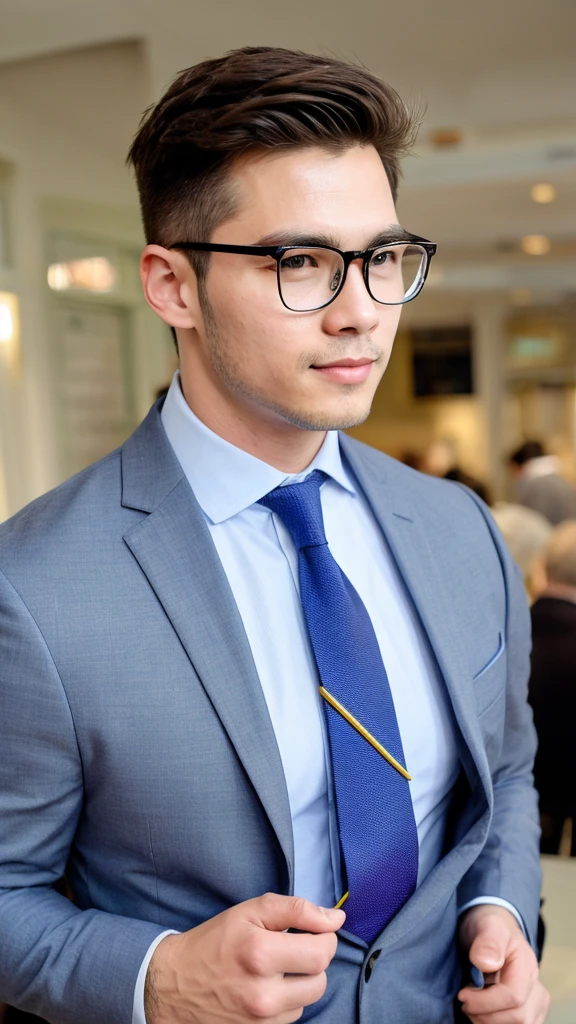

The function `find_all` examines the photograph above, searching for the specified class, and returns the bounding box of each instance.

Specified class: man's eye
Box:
[371,250,394,266]
[280,254,315,270]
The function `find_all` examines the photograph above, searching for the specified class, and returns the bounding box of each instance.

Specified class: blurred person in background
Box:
[424,439,491,504]
[509,440,576,526]
[491,504,552,603]
[529,520,576,857]
[0,46,548,1024]
[400,449,424,472]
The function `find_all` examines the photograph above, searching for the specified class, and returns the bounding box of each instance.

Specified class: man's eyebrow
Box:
[253,225,413,249]
[254,231,341,248]
[365,225,414,248]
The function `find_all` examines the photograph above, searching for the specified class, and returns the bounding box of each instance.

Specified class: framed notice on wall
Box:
[53,302,135,478]
[410,325,473,397]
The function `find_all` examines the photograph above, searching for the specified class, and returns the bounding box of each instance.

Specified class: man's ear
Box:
[140,244,201,330]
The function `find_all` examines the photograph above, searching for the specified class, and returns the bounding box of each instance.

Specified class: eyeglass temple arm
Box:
[167,242,283,257]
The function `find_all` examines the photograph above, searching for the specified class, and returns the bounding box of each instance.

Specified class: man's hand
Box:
[145,893,345,1024]
[458,904,550,1024]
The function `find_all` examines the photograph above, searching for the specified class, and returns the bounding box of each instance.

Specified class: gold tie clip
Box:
[319,685,412,781]
[334,890,349,910]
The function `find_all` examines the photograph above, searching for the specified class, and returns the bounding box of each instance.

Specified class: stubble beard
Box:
[200,293,382,432]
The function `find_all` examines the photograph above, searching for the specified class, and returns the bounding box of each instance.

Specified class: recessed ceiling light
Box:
[429,128,463,148]
[531,183,556,204]
[521,235,551,256]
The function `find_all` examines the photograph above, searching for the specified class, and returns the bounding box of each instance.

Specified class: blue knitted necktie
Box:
[260,470,418,943]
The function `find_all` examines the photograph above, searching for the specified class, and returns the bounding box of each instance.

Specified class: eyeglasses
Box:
[168,233,437,312]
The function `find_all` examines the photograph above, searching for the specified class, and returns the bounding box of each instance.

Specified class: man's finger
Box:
[241,970,328,1020]
[459,981,522,1018]
[459,945,537,1014]
[253,892,345,934]
[535,984,552,1024]
[458,979,550,1024]
[241,927,338,977]
[467,916,510,974]
[282,970,329,1009]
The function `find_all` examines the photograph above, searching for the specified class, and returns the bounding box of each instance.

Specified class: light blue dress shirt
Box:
[133,372,524,1022]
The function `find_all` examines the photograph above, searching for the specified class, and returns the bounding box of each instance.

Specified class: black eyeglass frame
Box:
[167,233,437,311]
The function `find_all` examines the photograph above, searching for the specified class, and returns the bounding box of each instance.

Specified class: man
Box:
[510,440,576,525]
[0,47,549,1024]
[529,520,576,857]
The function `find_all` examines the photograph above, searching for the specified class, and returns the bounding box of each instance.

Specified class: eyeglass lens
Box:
[278,244,427,311]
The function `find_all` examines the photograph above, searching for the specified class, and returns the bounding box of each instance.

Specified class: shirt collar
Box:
[160,371,356,524]
[521,455,560,480]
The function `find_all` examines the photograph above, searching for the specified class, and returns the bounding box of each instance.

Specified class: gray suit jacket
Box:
[0,402,541,1024]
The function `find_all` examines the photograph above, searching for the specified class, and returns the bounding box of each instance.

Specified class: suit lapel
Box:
[120,407,490,914]
[121,406,294,886]
[340,434,492,808]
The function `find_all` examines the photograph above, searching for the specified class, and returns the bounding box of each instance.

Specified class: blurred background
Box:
[0,0,574,1019]
[1,0,576,516]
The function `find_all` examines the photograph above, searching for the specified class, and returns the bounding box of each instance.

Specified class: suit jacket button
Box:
[364,948,381,982]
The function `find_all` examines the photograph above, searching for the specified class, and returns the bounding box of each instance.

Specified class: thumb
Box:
[468,917,509,973]
[255,893,346,934]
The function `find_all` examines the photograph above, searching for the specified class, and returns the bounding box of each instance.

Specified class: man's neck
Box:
[541,581,576,605]
[179,376,327,474]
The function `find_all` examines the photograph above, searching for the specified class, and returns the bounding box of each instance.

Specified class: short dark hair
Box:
[127,46,420,254]
[509,440,546,466]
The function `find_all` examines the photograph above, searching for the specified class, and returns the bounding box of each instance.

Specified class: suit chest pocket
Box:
[472,634,507,765]
[472,632,506,718]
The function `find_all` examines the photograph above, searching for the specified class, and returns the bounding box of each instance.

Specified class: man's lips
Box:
[311,357,375,383]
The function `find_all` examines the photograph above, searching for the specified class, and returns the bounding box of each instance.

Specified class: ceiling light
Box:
[531,183,556,204]
[521,235,551,256]
[429,128,463,149]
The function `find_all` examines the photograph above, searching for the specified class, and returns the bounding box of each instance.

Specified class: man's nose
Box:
[321,260,379,336]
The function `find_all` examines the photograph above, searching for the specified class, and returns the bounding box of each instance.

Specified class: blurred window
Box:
[46,235,125,297]
[0,291,19,376]
[47,257,117,293]
[0,292,14,342]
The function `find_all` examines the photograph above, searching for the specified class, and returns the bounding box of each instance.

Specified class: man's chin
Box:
[281,401,373,433]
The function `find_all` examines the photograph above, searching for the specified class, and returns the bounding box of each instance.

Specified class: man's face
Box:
[184,144,404,432]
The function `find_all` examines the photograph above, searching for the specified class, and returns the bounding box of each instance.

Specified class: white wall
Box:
[0,41,175,517]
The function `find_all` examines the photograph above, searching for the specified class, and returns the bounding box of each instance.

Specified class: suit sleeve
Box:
[0,569,166,1024]
[455,494,542,951]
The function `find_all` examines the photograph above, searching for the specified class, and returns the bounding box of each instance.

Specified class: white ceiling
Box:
[1,0,575,125]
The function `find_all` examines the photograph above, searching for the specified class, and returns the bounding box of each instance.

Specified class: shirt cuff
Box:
[458,897,527,940]
[132,930,180,1024]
